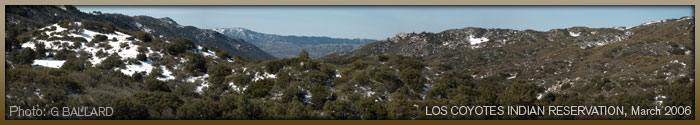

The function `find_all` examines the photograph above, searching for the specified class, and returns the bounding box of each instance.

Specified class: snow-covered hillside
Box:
[20,22,223,84]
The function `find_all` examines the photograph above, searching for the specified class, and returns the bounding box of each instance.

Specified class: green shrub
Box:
[132,72,144,82]
[299,49,309,59]
[177,98,222,119]
[136,53,148,61]
[58,20,72,28]
[41,76,83,103]
[310,85,330,109]
[60,59,87,71]
[81,20,116,34]
[305,70,329,84]
[120,42,129,49]
[11,48,36,65]
[184,52,207,75]
[145,78,171,92]
[245,79,274,98]
[231,74,252,90]
[131,92,183,119]
[264,60,286,74]
[216,51,232,59]
[281,84,305,103]
[53,49,74,60]
[98,53,124,70]
[399,68,425,92]
[110,98,149,119]
[137,46,148,53]
[166,38,195,55]
[498,82,543,106]
[95,49,108,58]
[33,43,47,58]
[92,34,108,43]
[132,31,153,42]
[207,63,232,88]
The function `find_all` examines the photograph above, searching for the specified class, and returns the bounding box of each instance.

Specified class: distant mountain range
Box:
[213,27,376,58]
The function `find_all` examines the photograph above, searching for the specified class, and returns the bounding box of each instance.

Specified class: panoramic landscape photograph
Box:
[4,5,695,120]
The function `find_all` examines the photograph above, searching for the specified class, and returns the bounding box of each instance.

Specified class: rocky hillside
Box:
[6,5,276,60]
[213,27,375,58]
[323,17,694,95]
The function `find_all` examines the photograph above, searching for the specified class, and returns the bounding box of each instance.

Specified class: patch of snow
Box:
[366,91,375,97]
[187,74,209,83]
[195,83,209,94]
[506,73,518,80]
[142,27,153,33]
[654,95,667,105]
[304,90,312,103]
[613,26,627,30]
[120,61,153,75]
[157,66,176,81]
[642,20,664,26]
[468,35,489,45]
[190,74,210,94]
[32,59,66,68]
[212,28,225,34]
[160,18,175,24]
[670,60,686,67]
[536,90,549,100]
[34,88,43,99]
[334,69,341,78]
[420,83,431,100]
[252,72,276,81]
[134,22,142,27]
[442,42,450,46]
[569,32,581,37]
[229,82,247,92]
[195,46,217,58]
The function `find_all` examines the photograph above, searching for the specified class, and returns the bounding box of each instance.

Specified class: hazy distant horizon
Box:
[77,6,693,40]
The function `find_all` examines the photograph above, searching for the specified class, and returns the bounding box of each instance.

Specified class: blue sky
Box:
[76,6,693,40]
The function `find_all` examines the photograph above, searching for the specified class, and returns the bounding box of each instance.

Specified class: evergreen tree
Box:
[299,49,309,59]
[12,48,37,65]
[132,31,153,42]
[110,98,149,119]
[145,78,170,92]
[98,53,124,70]
[92,34,108,43]
[498,81,543,106]
[208,63,232,89]
[166,38,195,55]
[184,52,207,75]
[136,53,148,61]
[310,85,330,109]
[60,58,86,71]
